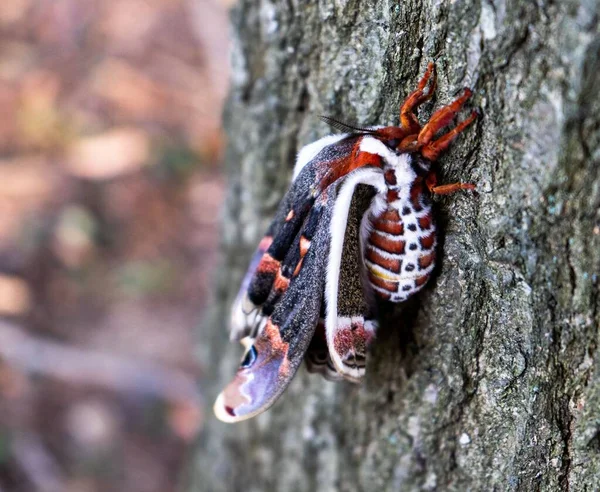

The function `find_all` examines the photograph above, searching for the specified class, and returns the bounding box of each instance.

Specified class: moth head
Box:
[319,117,414,155]
[374,126,407,154]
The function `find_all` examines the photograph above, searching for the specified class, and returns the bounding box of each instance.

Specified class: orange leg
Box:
[421,111,478,161]
[418,89,473,147]
[430,182,476,194]
[425,172,475,195]
[400,62,437,134]
[397,134,420,153]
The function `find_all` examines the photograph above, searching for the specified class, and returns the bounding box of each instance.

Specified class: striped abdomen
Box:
[365,196,436,302]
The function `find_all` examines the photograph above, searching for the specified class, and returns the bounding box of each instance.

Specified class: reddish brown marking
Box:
[334,321,369,364]
[374,219,404,235]
[418,214,433,230]
[367,271,398,292]
[319,147,382,191]
[256,320,290,376]
[333,330,352,355]
[293,258,304,276]
[220,319,290,416]
[386,189,399,202]
[294,235,311,276]
[384,169,397,185]
[418,252,435,270]
[410,179,424,210]
[262,320,287,352]
[273,270,290,292]
[366,248,402,273]
[349,321,368,354]
[299,236,311,257]
[379,209,401,221]
[370,233,406,255]
[415,275,430,287]
[285,210,295,221]
[355,151,383,168]
[419,232,435,249]
[257,253,280,275]
[333,322,367,359]
[258,236,274,252]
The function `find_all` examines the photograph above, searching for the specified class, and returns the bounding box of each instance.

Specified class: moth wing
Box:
[304,319,346,381]
[229,134,357,342]
[214,189,336,422]
[217,135,386,421]
[324,167,387,382]
[229,237,272,341]
[229,191,314,341]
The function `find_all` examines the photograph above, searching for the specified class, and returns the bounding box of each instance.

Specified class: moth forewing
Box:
[214,145,342,422]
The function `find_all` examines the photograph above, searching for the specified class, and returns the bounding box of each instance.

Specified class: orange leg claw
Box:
[421,110,478,161]
[395,64,478,162]
[418,88,473,146]
[430,182,476,195]
[400,62,437,135]
[425,172,476,196]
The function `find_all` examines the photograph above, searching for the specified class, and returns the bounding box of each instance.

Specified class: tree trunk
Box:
[189,0,600,490]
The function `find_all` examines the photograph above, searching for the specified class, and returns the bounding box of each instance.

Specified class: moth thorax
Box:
[381,153,430,191]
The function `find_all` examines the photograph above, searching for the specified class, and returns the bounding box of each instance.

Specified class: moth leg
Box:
[430,182,476,194]
[426,172,475,195]
[418,88,473,148]
[397,134,421,153]
[421,110,478,161]
[400,62,437,134]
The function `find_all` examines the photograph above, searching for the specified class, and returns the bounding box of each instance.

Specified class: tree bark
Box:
[189,0,600,490]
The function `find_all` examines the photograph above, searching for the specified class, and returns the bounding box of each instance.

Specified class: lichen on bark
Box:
[189,0,600,490]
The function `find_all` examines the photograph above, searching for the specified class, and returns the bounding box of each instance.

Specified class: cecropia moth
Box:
[215,62,478,422]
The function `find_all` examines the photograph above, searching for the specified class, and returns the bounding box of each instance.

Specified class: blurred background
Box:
[0,0,230,490]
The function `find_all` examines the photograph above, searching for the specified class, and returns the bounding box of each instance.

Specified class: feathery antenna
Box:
[319,115,377,134]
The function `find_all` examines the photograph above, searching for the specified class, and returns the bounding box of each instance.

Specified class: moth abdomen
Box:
[362,152,438,302]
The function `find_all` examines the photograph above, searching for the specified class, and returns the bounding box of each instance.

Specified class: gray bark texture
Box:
[190,0,600,490]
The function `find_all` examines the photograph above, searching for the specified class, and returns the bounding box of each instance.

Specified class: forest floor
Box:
[0,0,229,490]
